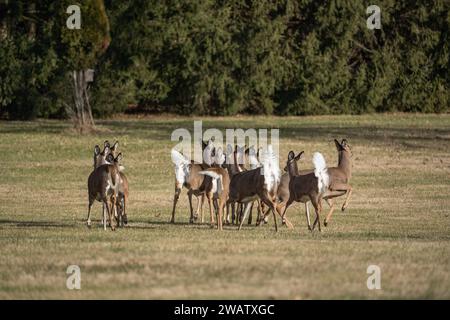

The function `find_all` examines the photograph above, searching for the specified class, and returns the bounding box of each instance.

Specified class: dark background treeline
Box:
[0,0,448,120]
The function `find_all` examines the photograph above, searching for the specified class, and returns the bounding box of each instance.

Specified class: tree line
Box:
[0,1,448,127]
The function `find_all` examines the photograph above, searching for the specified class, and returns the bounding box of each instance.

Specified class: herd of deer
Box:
[85,138,352,233]
[170,139,353,232]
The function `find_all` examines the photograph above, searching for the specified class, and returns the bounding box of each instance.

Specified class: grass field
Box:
[0,114,449,299]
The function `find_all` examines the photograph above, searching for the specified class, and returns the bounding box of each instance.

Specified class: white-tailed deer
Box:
[87,152,123,231]
[198,149,230,231]
[281,151,330,232]
[228,145,281,231]
[277,139,353,229]
[170,149,215,224]
[322,139,353,227]
[109,141,129,227]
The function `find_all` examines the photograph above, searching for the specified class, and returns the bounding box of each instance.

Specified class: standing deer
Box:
[281,151,330,232]
[87,152,123,231]
[197,148,230,231]
[228,145,281,232]
[108,141,129,227]
[170,149,214,224]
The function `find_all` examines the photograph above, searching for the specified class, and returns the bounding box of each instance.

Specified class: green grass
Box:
[0,113,449,299]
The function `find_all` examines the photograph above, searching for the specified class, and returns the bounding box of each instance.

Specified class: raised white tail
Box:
[312,152,329,193]
[198,171,223,195]
[262,145,280,192]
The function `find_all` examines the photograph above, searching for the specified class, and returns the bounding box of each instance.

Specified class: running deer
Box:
[276,139,353,229]
[322,139,353,226]
[87,152,123,231]
[228,145,281,231]
[170,149,214,224]
[197,148,230,231]
[281,151,330,232]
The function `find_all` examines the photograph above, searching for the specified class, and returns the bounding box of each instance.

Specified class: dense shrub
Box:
[1,0,448,119]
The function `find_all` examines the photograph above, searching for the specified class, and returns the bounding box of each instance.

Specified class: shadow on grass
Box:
[0,219,74,228]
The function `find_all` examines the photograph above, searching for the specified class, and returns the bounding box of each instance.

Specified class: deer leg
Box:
[110,196,117,231]
[170,187,181,223]
[324,198,335,227]
[87,197,94,228]
[195,194,204,222]
[341,186,353,211]
[238,202,253,231]
[248,202,254,225]
[256,200,263,226]
[207,193,215,228]
[123,195,128,225]
[311,198,321,232]
[102,202,107,231]
[188,190,194,224]
[305,202,312,231]
[277,201,294,229]
[217,200,224,231]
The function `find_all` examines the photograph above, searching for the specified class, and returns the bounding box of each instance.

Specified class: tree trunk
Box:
[70,70,95,133]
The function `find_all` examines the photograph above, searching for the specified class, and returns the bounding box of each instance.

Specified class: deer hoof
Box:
[324,220,328,227]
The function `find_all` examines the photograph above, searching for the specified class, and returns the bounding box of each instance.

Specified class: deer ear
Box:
[106,153,114,163]
[288,151,295,160]
[104,140,110,148]
[334,139,342,150]
[94,145,101,155]
[295,151,304,161]
[115,153,123,162]
[111,141,119,150]
[341,139,348,147]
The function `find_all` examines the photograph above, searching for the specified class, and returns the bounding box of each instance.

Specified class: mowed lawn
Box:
[0,114,449,299]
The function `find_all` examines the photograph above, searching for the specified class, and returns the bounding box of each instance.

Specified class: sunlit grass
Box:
[0,113,449,299]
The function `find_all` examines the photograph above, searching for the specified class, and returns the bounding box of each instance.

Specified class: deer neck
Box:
[338,152,352,179]
[286,161,298,178]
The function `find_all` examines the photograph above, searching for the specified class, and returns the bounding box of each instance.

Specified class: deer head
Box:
[285,151,304,177]
[93,144,111,169]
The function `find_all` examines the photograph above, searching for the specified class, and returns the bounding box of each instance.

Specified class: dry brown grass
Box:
[0,114,449,299]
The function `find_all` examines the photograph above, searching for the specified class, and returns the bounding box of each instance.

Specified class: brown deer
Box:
[108,141,129,227]
[170,149,214,224]
[87,152,123,231]
[322,139,353,227]
[198,156,230,231]
[281,151,330,232]
[228,145,281,231]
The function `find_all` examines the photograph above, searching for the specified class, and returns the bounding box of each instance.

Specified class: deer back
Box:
[229,167,264,202]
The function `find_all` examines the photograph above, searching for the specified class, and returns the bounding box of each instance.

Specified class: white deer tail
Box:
[199,171,223,195]
[262,145,280,193]
[312,152,329,194]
